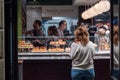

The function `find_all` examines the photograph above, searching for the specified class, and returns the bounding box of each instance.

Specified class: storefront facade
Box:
[1,0,120,80]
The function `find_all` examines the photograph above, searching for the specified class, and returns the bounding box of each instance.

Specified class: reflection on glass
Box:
[113,25,120,80]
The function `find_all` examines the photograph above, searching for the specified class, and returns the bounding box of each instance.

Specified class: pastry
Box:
[65,48,70,52]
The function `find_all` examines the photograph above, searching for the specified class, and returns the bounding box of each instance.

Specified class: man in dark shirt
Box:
[26,20,45,47]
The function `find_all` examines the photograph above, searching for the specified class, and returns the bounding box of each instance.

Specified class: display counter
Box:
[18,51,110,80]
[18,50,110,60]
[18,54,72,80]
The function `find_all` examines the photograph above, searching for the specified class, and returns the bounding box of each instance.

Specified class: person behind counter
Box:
[47,25,59,42]
[47,25,59,49]
[25,20,45,47]
[48,25,59,37]
[57,20,67,36]
[70,25,95,80]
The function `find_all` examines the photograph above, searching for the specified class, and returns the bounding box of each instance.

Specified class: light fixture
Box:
[93,0,110,13]
[88,8,99,18]
[92,2,103,14]
[98,0,110,12]
[81,0,110,20]
[81,11,89,19]
[82,7,100,19]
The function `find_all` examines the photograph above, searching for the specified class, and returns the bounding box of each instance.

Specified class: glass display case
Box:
[18,36,110,60]
[18,35,111,51]
[18,36,72,53]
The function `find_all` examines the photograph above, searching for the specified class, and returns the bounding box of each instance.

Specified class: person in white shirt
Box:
[57,20,67,36]
[70,25,95,80]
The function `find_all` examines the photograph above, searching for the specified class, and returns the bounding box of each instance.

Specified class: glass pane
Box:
[18,0,112,80]
[112,0,120,80]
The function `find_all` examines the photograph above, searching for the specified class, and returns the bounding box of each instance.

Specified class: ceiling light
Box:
[93,0,110,13]
[82,8,99,19]
[81,0,110,20]
[98,0,110,12]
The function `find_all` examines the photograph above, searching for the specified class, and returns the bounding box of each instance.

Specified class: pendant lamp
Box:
[98,0,110,12]
[81,0,110,20]
[93,0,110,13]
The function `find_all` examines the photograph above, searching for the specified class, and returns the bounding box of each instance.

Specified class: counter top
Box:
[94,50,110,59]
[18,50,110,60]
[18,52,71,60]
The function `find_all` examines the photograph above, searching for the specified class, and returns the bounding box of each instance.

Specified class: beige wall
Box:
[26,7,42,31]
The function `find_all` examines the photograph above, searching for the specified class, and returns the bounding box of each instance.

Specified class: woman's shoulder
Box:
[87,41,94,46]
[88,41,94,44]
[87,41,95,51]
[71,42,80,46]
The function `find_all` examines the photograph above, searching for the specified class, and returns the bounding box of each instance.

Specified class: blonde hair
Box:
[113,25,119,45]
[74,25,89,45]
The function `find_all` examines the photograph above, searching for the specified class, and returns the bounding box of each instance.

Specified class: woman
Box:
[70,25,95,80]
[47,25,59,49]
[48,25,59,36]
[47,25,59,41]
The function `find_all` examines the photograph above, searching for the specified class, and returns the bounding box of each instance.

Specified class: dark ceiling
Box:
[26,0,118,5]
[113,0,118,4]
[26,0,72,5]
